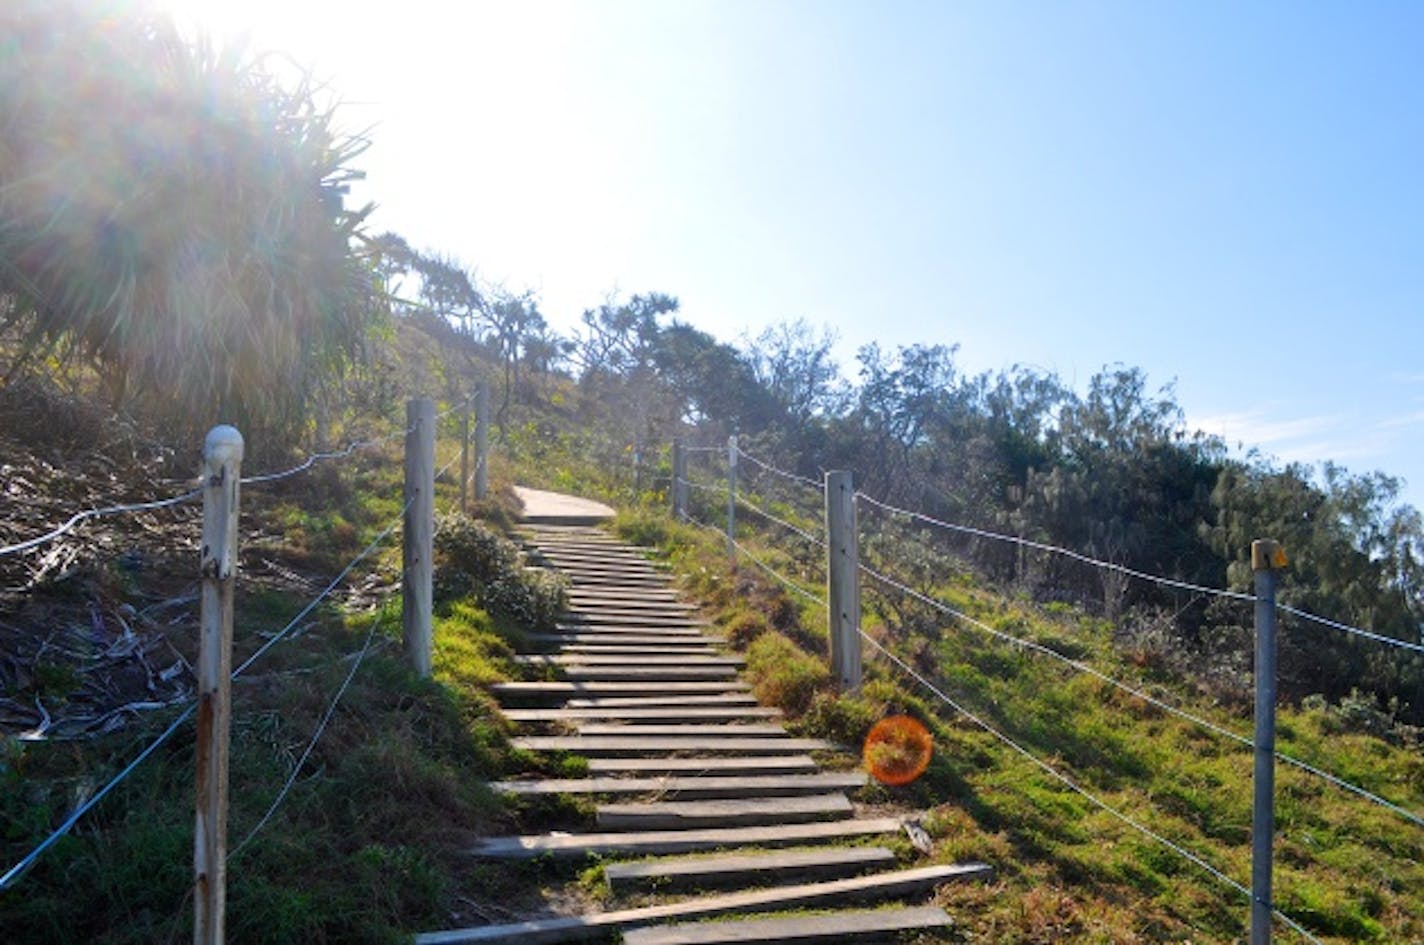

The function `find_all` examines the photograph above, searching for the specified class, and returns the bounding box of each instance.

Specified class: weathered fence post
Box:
[671,438,687,521]
[825,470,862,689]
[403,398,435,677]
[1251,539,1286,945]
[459,394,471,514]
[726,435,738,556]
[195,425,243,945]
[474,381,490,501]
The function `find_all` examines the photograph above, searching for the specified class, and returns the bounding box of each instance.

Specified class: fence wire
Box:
[856,490,1424,657]
[734,447,825,493]
[858,628,1325,945]
[690,507,1325,942]
[0,489,202,559]
[856,561,1424,829]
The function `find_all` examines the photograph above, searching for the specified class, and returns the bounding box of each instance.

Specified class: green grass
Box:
[605,499,1424,944]
[0,427,544,943]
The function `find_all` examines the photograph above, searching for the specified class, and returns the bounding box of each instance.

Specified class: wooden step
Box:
[555,622,709,635]
[492,771,865,800]
[418,864,990,942]
[560,611,700,624]
[516,654,743,667]
[568,587,681,599]
[536,645,726,657]
[622,905,956,945]
[597,794,853,830]
[492,682,749,705]
[501,706,780,723]
[552,666,738,682]
[573,723,787,737]
[565,694,759,709]
[565,597,695,609]
[587,755,818,777]
[527,634,725,648]
[469,816,907,860]
[604,846,897,893]
[564,577,668,590]
[511,736,831,756]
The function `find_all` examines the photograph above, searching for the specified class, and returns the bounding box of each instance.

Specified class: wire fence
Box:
[675,447,1419,942]
[1,399,479,895]
[855,489,1424,656]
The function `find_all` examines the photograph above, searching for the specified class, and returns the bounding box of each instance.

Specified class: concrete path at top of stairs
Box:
[514,486,616,526]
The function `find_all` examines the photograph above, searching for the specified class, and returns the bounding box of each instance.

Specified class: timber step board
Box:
[604,846,897,893]
[568,585,681,597]
[492,682,749,704]
[550,666,739,682]
[565,694,759,708]
[586,755,819,777]
[500,706,780,723]
[564,599,696,610]
[596,793,853,830]
[549,667,739,682]
[511,736,832,756]
[560,611,700,623]
[554,623,710,635]
[417,865,989,943]
[515,654,743,667]
[529,645,727,657]
[469,816,907,860]
[554,575,670,588]
[526,634,726,648]
[621,905,956,945]
[492,772,866,800]
[565,594,686,605]
[572,723,787,737]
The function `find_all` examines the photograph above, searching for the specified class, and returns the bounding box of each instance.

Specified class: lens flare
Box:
[862,714,933,786]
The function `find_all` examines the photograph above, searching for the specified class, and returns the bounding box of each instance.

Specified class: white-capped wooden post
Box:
[403,398,435,677]
[726,435,738,557]
[1251,539,1286,944]
[826,470,862,689]
[474,381,490,501]
[671,438,687,520]
[459,395,471,514]
[195,425,243,945]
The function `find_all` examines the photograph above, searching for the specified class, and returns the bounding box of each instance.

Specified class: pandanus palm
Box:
[0,0,383,449]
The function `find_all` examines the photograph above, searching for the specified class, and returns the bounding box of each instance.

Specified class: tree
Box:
[743,319,849,423]
[0,1,382,447]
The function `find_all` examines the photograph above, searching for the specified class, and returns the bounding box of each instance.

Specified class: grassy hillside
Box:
[0,349,571,942]
[600,491,1422,943]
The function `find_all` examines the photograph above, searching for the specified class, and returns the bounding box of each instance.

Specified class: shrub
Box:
[433,514,567,630]
[743,632,829,716]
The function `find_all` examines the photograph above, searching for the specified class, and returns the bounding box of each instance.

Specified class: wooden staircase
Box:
[416,522,991,944]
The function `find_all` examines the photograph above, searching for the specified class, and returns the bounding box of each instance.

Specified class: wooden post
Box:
[726,435,738,557]
[671,438,687,521]
[1251,539,1286,944]
[403,398,435,677]
[459,395,471,514]
[474,381,490,501]
[825,470,862,689]
[195,425,243,945]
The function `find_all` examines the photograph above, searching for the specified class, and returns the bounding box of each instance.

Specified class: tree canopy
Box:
[0,0,382,445]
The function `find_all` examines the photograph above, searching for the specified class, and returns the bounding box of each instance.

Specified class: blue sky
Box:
[166,1,1424,504]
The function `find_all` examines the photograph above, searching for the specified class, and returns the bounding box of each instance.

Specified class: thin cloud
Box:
[1191,409,1343,448]
[1188,408,1397,468]
[1375,410,1424,431]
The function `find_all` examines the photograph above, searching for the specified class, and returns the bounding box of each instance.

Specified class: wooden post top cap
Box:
[1251,539,1288,571]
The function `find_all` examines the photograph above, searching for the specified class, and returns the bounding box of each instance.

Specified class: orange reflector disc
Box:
[863,714,933,786]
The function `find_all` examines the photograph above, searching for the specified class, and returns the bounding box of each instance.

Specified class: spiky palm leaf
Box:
[0,0,383,449]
